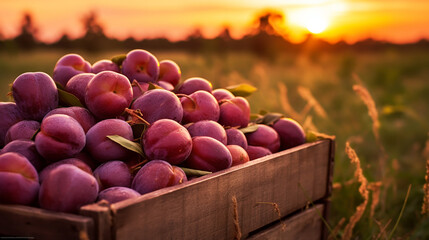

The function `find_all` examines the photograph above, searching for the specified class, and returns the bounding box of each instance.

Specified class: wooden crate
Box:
[0,139,335,240]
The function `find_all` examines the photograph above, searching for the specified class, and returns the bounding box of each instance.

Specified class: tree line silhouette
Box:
[1,10,429,57]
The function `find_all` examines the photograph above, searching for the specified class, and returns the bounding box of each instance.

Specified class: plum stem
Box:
[176,94,197,109]
[130,159,149,174]
[124,108,150,126]
[132,79,145,94]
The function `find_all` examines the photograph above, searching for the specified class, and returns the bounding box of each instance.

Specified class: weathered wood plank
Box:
[0,204,94,240]
[95,140,333,240]
[80,201,113,240]
[246,204,325,240]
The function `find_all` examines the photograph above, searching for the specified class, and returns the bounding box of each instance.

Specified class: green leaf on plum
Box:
[107,135,145,157]
[111,54,127,68]
[57,88,84,107]
[258,110,268,115]
[239,124,259,134]
[250,113,263,122]
[180,167,212,177]
[225,83,257,97]
[31,128,40,141]
[54,81,66,90]
[148,82,164,90]
[256,112,284,125]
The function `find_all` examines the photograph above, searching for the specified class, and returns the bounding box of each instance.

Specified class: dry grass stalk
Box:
[352,83,388,183]
[352,73,363,85]
[342,142,369,240]
[368,181,383,221]
[309,129,336,141]
[256,202,286,231]
[303,116,319,132]
[347,136,364,145]
[232,196,242,240]
[421,133,429,215]
[374,218,391,240]
[297,86,328,119]
[328,217,345,240]
[277,82,301,121]
[352,84,381,147]
[332,179,355,190]
[391,158,400,172]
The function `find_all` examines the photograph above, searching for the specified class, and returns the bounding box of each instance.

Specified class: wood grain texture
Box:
[0,204,94,239]
[80,201,113,240]
[247,204,325,240]
[95,140,333,240]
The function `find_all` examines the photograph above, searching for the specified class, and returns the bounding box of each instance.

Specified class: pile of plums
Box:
[0,49,306,213]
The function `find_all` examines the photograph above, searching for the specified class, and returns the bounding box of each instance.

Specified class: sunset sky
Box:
[1,0,429,44]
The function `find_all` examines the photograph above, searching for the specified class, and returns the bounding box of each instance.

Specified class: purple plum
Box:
[131,160,187,195]
[245,124,280,153]
[176,77,212,95]
[180,90,220,124]
[185,136,232,172]
[65,73,95,107]
[142,119,192,165]
[85,71,133,120]
[86,119,135,163]
[1,140,45,171]
[130,89,183,124]
[39,164,98,213]
[121,49,160,83]
[35,114,86,162]
[53,53,91,87]
[272,118,306,150]
[93,160,132,190]
[12,72,58,121]
[0,152,39,205]
[97,186,140,204]
[186,120,227,145]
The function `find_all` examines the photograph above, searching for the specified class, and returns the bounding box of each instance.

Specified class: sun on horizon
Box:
[284,1,348,41]
[301,8,330,34]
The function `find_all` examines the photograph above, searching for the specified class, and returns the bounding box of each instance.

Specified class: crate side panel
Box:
[0,204,94,240]
[246,204,325,240]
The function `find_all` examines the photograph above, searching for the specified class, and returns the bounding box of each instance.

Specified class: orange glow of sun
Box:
[302,9,330,34]
[287,2,347,35]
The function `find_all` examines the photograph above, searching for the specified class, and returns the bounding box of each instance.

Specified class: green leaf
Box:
[305,131,318,143]
[107,135,145,157]
[239,124,259,134]
[31,128,40,141]
[111,54,127,68]
[55,81,66,90]
[262,112,284,125]
[259,112,284,125]
[57,88,84,107]
[250,113,264,123]
[258,109,268,115]
[180,167,212,177]
[148,82,164,90]
[225,83,257,97]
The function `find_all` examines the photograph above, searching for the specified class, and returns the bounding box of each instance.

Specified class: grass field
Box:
[1,47,429,238]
